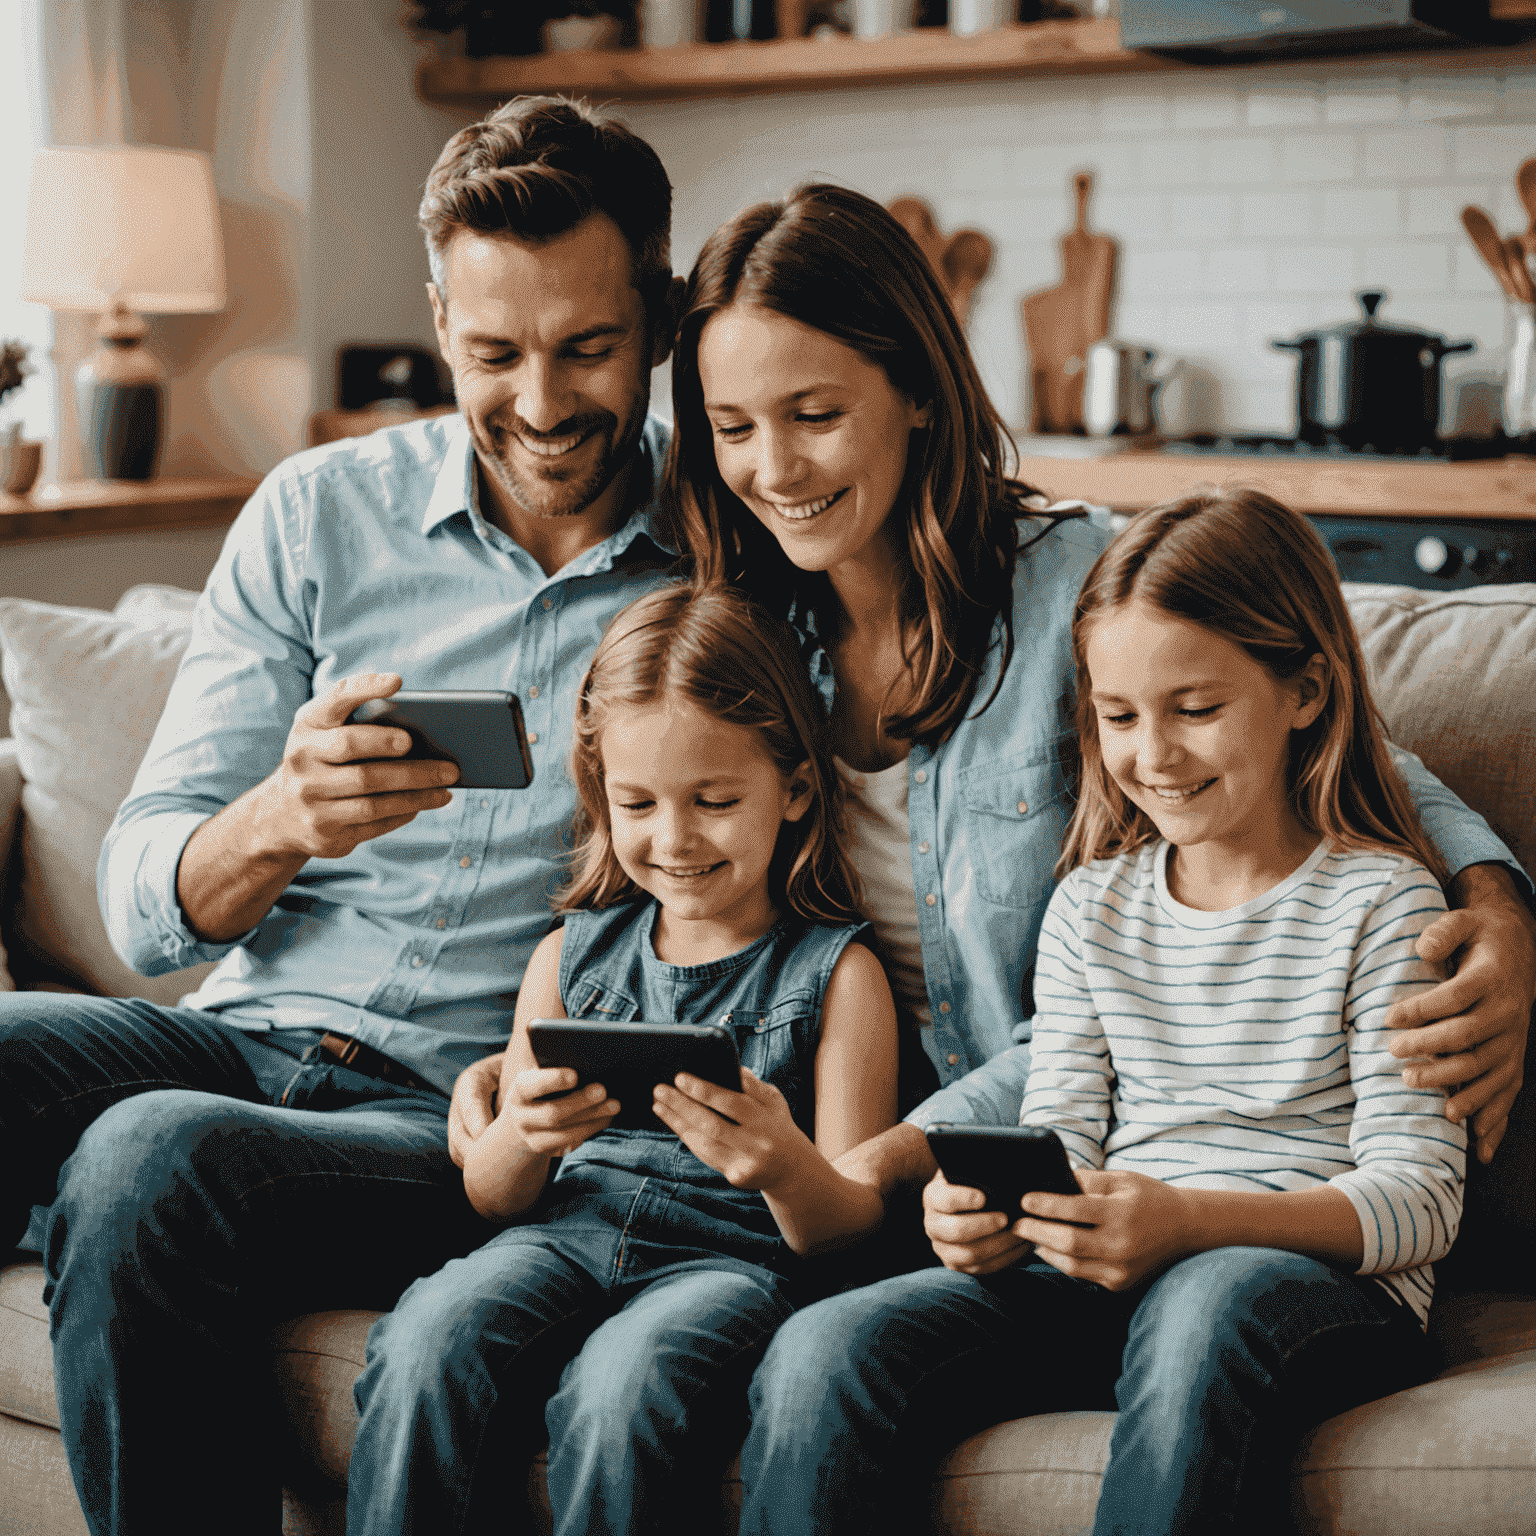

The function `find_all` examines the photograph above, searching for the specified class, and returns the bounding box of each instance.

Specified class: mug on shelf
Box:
[640,0,702,47]
[853,0,917,38]
[950,0,1015,34]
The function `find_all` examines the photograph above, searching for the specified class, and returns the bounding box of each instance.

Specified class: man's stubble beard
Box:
[479,396,648,522]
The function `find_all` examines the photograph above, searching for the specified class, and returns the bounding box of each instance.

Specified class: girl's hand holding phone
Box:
[503,1064,619,1159]
[652,1068,812,1194]
[923,1171,1035,1276]
[1015,1168,1191,1292]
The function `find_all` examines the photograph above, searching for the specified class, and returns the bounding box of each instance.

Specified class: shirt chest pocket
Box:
[567,983,639,1022]
[955,738,1075,910]
[718,997,814,1111]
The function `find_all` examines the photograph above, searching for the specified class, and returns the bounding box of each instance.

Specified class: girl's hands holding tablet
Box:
[653,1068,812,1195]
[500,1063,619,1160]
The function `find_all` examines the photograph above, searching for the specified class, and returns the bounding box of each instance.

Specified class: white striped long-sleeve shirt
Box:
[1020,838,1467,1326]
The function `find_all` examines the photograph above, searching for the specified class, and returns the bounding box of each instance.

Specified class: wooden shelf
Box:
[416,19,1175,107]
[0,476,259,544]
[1015,448,1536,522]
[416,17,1536,107]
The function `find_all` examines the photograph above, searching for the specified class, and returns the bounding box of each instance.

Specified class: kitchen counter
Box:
[1015,446,1536,522]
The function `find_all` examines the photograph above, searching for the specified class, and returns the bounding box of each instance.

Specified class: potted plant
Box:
[0,340,41,496]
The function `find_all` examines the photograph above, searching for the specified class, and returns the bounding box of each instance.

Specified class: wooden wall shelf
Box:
[416,19,1173,108]
[0,477,259,544]
[416,18,1536,109]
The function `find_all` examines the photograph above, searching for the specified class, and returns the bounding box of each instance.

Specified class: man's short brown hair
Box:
[419,95,673,314]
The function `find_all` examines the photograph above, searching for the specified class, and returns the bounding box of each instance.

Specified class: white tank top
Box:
[835,755,931,1028]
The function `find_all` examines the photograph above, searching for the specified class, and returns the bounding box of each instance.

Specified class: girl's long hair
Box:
[559,582,863,923]
[662,182,1073,747]
[1058,487,1447,885]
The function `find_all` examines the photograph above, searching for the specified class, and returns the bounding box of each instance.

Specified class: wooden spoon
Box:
[941,229,994,326]
[1506,236,1536,304]
[1462,205,1519,299]
[1517,157,1536,235]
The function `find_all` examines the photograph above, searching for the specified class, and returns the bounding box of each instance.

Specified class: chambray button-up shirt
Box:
[99,414,675,1095]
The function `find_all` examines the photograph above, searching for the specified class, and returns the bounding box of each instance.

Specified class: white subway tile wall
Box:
[625,59,1536,436]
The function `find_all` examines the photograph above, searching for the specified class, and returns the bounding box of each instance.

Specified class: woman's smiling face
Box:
[696,304,929,581]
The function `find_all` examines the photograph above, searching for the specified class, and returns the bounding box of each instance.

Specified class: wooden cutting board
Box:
[1020,172,1118,433]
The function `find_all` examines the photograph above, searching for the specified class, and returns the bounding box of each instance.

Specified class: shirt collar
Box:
[419,413,675,568]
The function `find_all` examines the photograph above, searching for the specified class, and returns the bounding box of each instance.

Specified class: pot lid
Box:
[1283,291,1443,344]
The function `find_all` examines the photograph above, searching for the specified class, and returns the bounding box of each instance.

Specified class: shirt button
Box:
[436,918,447,930]
[527,731,538,744]
[918,840,930,854]
[925,893,936,906]
[480,798,489,809]
[459,856,472,868]
[542,596,554,611]
[914,768,927,784]
[528,685,540,699]
[939,1000,951,1013]
[1017,799,1028,815]
[410,955,423,968]
[947,1053,959,1066]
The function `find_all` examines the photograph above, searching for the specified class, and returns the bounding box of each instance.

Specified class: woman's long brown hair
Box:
[559,582,863,923]
[1057,487,1447,886]
[662,182,1071,746]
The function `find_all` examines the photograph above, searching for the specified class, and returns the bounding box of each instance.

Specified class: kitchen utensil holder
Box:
[1503,303,1536,445]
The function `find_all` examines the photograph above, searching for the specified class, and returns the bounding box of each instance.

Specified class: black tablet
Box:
[527,1019,742,1133]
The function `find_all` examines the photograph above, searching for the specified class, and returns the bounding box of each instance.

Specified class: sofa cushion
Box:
[0,595,215,1002]
[1344,581,1536,882]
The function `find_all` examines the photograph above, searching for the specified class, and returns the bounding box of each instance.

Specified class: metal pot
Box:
[1271,292,1473,453]
[1083,340,1182,437]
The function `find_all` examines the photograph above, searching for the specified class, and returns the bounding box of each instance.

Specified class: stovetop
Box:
[1158,434,1510,462]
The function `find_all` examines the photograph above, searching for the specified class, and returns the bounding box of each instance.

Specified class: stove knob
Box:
[1414,536,1460,576]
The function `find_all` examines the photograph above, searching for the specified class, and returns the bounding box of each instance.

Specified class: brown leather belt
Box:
[318,1032,435,1094]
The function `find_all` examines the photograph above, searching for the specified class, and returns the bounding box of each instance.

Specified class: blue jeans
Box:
[350,1167,799,1536]
[0,993,487,1536]
[738,1246,1432,1536]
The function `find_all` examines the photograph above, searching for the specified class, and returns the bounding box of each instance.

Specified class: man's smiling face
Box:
[429,212,658,538]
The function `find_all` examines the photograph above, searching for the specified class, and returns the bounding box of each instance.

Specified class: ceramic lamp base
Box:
[78,379,161,480]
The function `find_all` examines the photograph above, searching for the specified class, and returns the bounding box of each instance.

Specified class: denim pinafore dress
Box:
[526,899,867,1281]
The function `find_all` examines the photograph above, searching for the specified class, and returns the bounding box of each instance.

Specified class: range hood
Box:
[1119,1,1529,64]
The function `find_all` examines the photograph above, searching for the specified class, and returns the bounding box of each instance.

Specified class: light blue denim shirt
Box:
[99,413,676,1095]
[804,510,1530,1130]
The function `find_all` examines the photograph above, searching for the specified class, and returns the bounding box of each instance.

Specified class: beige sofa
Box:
[0,580,1532,1536]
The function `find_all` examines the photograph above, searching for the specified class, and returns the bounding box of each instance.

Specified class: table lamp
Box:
[18,145,227,481]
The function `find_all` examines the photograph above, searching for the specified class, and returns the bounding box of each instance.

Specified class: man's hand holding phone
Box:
[176,674,458,944]
[254,674,460,860]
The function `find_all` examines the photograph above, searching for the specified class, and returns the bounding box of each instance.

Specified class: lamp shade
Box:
[19,146,227,314]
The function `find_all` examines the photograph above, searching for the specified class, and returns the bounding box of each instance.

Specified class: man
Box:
[0,96,681,1536]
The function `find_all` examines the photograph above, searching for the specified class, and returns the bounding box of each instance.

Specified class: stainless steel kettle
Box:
[1083,340,1180,437]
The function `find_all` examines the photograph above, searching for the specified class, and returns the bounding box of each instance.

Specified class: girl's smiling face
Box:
[1085,599,1327,882]
[600,697,811,950]
[696,304,930,583]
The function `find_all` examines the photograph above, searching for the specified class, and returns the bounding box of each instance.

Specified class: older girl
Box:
[742,489,1465,1535]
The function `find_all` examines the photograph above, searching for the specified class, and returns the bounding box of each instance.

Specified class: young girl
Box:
[736,489,1466,1536]
[351,581,896,1536]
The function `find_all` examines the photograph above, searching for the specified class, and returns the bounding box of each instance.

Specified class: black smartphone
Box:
[924,1124,1083,1217]
[349,690,534,790]
[526,1019,743,1133]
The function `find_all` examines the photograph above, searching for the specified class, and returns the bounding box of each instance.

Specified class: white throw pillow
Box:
[0,595,216,1002]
